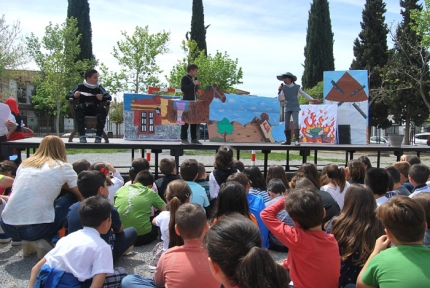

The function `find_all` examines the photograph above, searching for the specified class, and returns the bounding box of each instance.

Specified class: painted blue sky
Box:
[1,1,412,97]
[210,94,280,126]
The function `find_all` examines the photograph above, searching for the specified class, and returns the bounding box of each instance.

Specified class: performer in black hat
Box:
[277,72,319,145]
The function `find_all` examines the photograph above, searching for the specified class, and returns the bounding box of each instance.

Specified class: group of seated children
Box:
[2,139,430,287]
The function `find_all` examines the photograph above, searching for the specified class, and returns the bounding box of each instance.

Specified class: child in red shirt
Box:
[261,188,340,288]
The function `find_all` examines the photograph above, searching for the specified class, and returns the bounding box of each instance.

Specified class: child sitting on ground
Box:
[149,179,192,271]
[409,164,430,198]
[357,196,430,287]
[72,159,91,175]
[29,196,123,288]
[66,170,137,262]
[0,160,17,195]
[121,203,220,288]
[154,158,180,201]
[413,193,430,248]
[209,146,236,206]
[261,188,340,287]
[180,159,209,212]
[114,171,166,246]
[91,162,124,203]
[320,164,350,209]
[365,168,390,206]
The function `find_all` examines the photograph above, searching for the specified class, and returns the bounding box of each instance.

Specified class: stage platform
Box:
[2,137,429,177]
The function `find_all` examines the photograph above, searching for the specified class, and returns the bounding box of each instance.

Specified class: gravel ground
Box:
[1,149,428,287]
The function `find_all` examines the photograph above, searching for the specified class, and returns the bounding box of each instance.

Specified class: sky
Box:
[1,0,408,97]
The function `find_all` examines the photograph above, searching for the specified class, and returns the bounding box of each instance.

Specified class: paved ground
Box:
[1,149,428,287]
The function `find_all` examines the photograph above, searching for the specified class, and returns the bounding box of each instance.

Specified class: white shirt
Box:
[108,171,124,203]
[0,113,14,136]
[320,182,350,210]
[208,173,220,200]
[409,185,430,198]
[155,211,170,251]
[2,161,77,225]
[45,227,113,281]
[376,196,389,207]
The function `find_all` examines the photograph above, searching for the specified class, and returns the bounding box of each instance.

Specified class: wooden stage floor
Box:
[2,137,429,174]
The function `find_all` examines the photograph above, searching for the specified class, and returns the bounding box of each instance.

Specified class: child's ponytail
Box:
[165,179,192,248]
[325,164,347,192]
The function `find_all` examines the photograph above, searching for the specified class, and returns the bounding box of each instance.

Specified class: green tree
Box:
[190,0,207,56]
[410,0,430,47]
[302,0,334,89]
[112,26,170,94]
[109,100,124,137]
[97,62,127,95]
[67,0,94,63]
[216,117,234,142]
[383,0,429,144]
[350,0,389,130]
[167,40,243,93]
[298,81,324,104]
[26,18,91,134]
[0,14,28,99]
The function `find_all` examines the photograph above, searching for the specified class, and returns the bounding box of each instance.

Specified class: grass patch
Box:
[66,148,129,155]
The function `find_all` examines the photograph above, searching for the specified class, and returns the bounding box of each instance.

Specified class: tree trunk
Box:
[404,118,410,145]
[115,123,119,138]
[56,99,61,136]
[223,132,226,142]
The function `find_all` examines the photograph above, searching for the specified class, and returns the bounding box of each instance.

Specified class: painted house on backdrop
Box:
[323,70,369,144]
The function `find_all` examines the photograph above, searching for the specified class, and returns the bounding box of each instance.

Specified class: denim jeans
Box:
[0,194,77,241]
[121,274,157,288]
[284,111,299,129]
[112,227,138,262]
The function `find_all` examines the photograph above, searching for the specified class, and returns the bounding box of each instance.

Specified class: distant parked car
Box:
[370,136,388,144]
[22,127,34,138]
[414,132,430,145]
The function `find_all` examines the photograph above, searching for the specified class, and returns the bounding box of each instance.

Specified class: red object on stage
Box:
[146,150,151,161]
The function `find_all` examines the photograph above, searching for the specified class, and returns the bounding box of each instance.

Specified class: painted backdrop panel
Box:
[298,105,337,144]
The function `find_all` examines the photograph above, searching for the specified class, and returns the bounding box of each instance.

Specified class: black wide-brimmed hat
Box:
[276,72,297,82]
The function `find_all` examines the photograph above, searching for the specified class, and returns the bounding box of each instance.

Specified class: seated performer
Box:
[66,69,111,143]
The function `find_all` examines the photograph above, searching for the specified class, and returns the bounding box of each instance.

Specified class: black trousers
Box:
[74,104,107,137]
[181,123,198,140]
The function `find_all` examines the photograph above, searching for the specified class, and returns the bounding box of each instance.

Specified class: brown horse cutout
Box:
[162,84,226,124]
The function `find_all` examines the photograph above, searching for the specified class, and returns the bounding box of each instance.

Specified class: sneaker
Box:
[11,240,22,246]
[94,137,102,143]
[180,139,190,144]
[0,234,11,243]
[123,245,134,255]
[191,139,202,145]
[79,137,87,143]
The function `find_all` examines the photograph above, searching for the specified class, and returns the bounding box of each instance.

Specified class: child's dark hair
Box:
[197,162,206,179]
[90,162,113,186]
[232,159,245,172]
[365,168,390,196]
[347,159,365,182]
[266,165,290,189]
[214,145,234,170]
[413,193,430,229]
[79,195,111,228]
[134,170,154,187]
[165,179,192,248]
[204,213,289,288]
[78,170,107,199]
[267,179,286,195]
[186,63,198,72]
[72,159,91,175]
[405,155,421,166]
[243,166,267,191]
[129,158,150,182]
[180,159,198,181]
[226,173,249,191]
[285,188,324,229]
[0,160,17,177]
[211,181,251,225]
[387,173,394,191]
[357,156,372,169]
[290,163,320,189]
[409,164,430,185]
[377,196,426,242]
[294,177,317,190]
[385,166,401,183]
[159,158,176,175]
[323,164,347,192]
[84,69,98,80]
[175,203,207,240]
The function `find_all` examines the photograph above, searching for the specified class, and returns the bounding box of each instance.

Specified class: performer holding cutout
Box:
[66,69,111,143]
[180,64,201,145]
[277,72,319,146]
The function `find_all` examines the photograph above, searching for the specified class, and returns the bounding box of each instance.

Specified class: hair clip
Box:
[131,167,135,171]
[100,167,109,175]
[185,193,190,198]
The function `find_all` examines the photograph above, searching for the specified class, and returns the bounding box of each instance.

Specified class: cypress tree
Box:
[67,0,94,61]
[350,0,388,87]
[302,0,334,89]
[190,0,207,55]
